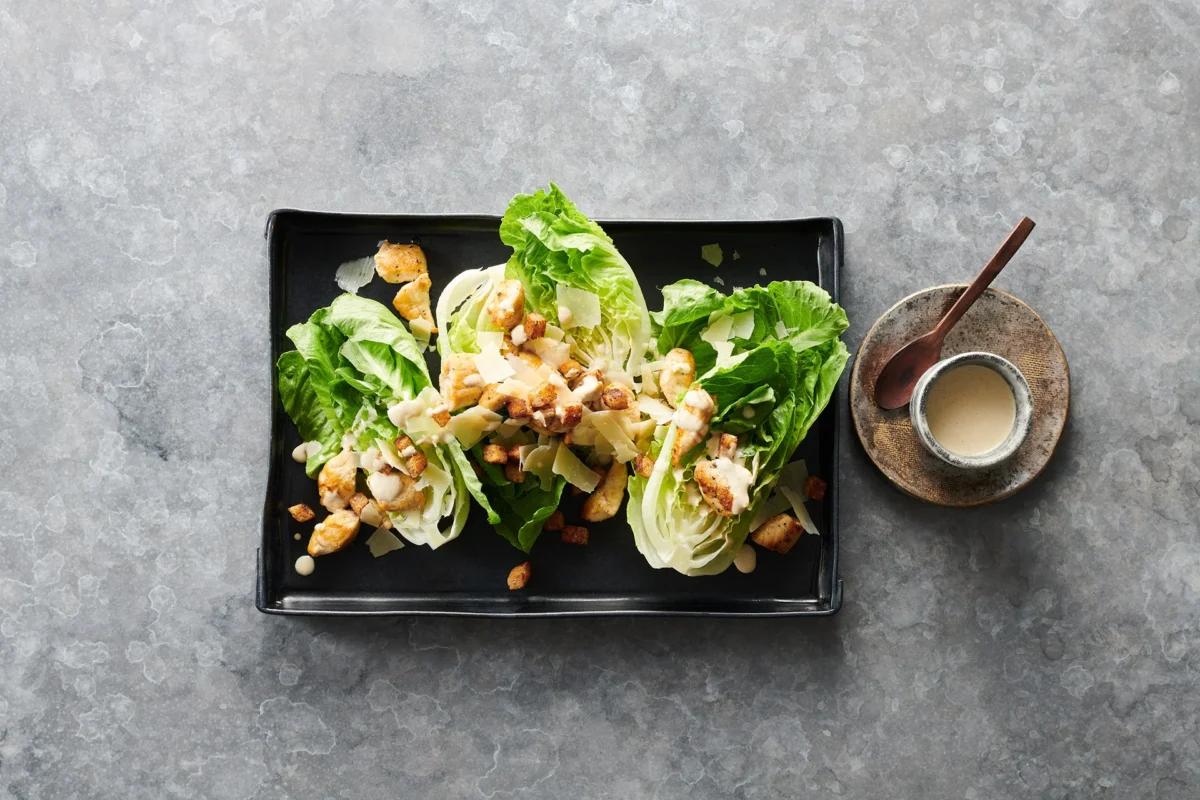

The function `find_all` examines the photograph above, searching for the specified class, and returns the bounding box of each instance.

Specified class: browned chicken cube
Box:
[581,461,627,522]
[560,525,589,546]
[308,510,361,557]
[507,561,532,590]
[374,241,427,284]
[750,513,804,554]
[487,279,525,330]
[288,503,315,523]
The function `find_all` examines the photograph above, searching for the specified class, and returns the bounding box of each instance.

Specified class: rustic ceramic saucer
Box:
[849,285,1069,507]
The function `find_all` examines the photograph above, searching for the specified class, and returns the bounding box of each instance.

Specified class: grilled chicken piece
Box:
[670,389,715,465]
[580,461,627,522]
[392,274,436,331]
[308,510,361,557]
[660,348,696,408]
[374,241,427,284]
[317,450,357,512]
[440,353,484,410]
[487,279,525,330]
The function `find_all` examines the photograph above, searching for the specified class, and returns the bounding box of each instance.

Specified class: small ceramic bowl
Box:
[910,352,1033,470]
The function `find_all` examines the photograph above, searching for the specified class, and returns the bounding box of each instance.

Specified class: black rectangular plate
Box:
[258,211,844,617]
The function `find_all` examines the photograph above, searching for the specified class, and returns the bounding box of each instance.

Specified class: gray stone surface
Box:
[1,1,1197,797]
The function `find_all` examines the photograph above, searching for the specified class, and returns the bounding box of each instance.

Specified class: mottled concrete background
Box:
[2,1,1198,798]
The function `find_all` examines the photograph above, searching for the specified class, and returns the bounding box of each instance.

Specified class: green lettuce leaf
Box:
[628,279,849,575]
[501,184,651,377]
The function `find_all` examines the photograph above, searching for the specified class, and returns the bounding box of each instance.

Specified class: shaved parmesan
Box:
[712,340,736,363]
[544,324,565,341]
[505,353,546,386]
[448,406,503,448]
[366,527,404,558]
[637,396,675,425]
[474,348,515,383]
[589,410,639,462]
[552,444,601,492]
[334,256,375,294]
[523,441,559,489]
[730,310,755,340]
[526,337,571,367]
[701,313,733,345]
[777,461,820,535]
[556,285,601,329]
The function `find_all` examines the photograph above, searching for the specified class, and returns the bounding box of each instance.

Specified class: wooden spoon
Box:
[873,216,1036,410]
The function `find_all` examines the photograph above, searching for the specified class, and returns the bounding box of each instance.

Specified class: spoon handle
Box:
[931,216,1036,341]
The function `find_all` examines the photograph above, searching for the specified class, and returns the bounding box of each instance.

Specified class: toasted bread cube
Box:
[507,561,532,590]
[507,445,523,463]
[544,510,565,532]
[600,383,635,411]
[581,461,627,522]
[288,503,315,523]
[558,402,583,430]
[660,348,696,408]
[561,525,589,546]
[529,380,557,411]
[633,454,654,479]
[440,353,484,411]
[392,274,436,331]
[374,241,427,284]
[750,513,804,554]
[805,475,828,501]
[483,444,509,464]
[348,493,371,516]
[558,359,584,383]
[506,397,531,419]
[478,384,508,412]
[504,460,525,483]
[308,509,361,557]
[523,312,547,341]
[717,433,738,459]
[487,280,525,330]
[405,450,427,477]
[431,407,451,427]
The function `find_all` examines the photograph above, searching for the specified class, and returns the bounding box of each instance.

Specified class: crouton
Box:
[633,453,654,478]
[483,443,509,464]
[750,513,804,554]
[308,510,360,557]
[600,382,635,411]
[523,312,547,341]
[507,561,532,590]
[431,407,451,427]
[504,460,525,484]
[558,359,584,383]
[660,348,696,408]
[392,274,436,331]
[561,525,589,545]
[571,370,604,404]
[529,380,557,410]
[506,397,531,419]
[439,353,484,411]
[543,510,565,532]
[805,475,828,501]
[317,450,357,512]
[374,241,427,284]
[581,461,627,522]
[288,503,315,523]
[478,384,508,412]
[558,402,583,430]
[348,493,370,516]
[487,279,525,330]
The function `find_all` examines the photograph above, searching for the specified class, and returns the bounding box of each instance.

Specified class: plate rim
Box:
[257,210,845,617]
